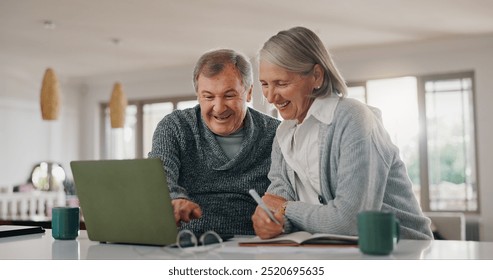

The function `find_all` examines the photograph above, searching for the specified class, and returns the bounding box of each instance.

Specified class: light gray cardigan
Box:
[267,97,433,240]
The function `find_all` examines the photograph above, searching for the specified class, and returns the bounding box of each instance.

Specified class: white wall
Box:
[0,68,80,186]
[1,34,492,241]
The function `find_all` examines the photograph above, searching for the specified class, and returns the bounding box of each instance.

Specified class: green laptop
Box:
[70,158,178,246]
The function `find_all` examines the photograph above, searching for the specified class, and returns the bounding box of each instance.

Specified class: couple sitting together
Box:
[148,26,433,240]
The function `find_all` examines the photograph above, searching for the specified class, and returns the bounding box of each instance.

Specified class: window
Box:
[102,104,137,159]
[420,73,477,211]
[347,72,478,213]
[101,96,197,159]
[143,102,174,158]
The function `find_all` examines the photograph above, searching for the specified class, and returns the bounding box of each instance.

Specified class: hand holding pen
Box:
[250,189,286,239]
[249,189,281,225]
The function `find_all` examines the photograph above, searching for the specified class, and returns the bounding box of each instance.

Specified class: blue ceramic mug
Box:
[52,207,80,240]
[357,210,400,255]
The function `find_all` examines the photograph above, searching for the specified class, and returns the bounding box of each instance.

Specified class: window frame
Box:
[417,71,479,213]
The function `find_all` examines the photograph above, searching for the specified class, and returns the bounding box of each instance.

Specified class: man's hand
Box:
[171,198,202,226]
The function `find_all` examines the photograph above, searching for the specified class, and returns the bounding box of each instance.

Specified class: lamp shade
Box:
[109,82,128,128]
[40,68,61,120]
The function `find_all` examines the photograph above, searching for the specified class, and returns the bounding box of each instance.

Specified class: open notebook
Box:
[71,158,178,246]
[239,231,358,246]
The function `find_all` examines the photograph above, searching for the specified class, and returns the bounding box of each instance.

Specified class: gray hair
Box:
[259,26,347,97]
[193,49,253,92]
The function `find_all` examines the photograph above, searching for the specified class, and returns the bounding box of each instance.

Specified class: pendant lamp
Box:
[109,82,127,128]
[40,67,61,120]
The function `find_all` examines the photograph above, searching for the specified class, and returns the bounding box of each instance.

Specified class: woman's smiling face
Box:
[259,60,320,123]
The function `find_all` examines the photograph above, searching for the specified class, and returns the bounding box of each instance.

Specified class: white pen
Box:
[249,189,281,225]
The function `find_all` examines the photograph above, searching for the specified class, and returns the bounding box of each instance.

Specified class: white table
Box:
[1,229,493,260]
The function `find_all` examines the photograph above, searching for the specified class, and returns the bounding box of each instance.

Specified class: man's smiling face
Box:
[197,63,252,136]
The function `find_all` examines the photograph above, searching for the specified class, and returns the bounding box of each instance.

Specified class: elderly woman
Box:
[252,26,433,240]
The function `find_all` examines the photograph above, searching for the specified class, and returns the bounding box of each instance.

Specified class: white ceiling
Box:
[1,0,493,80]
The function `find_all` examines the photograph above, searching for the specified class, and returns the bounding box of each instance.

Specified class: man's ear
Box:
[246,86,253,102]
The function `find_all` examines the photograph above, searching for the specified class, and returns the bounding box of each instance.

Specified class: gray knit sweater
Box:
[267,97,433,240]
[148,105,280,235]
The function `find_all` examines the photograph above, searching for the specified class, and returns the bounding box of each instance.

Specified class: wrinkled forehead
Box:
[199,63,241,79]
[197,66,245,94]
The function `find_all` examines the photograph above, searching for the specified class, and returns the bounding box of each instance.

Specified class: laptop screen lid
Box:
[70,158,177,246]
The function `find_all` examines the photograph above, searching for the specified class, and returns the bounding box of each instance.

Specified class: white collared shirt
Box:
[276,94,340,204]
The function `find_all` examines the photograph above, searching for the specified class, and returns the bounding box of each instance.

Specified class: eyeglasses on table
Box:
[176,229,224,249]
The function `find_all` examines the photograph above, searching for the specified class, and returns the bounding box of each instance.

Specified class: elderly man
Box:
[148,49,280,236]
